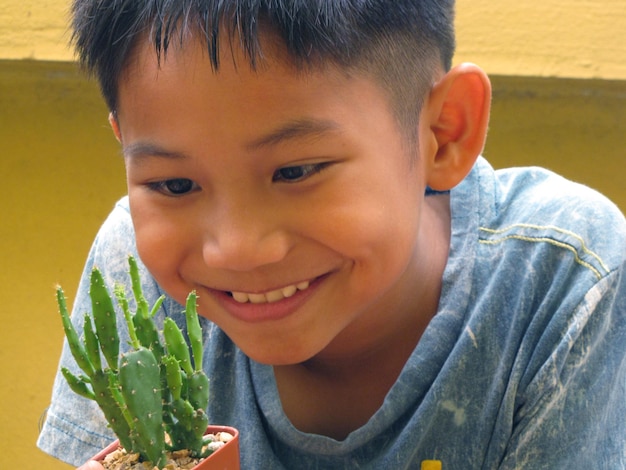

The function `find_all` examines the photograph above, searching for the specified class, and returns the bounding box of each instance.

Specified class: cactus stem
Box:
[128,256,150,319]
[57,287,95,377]
[184,292,203,372]
[115,284,141,350]
[149,295,166,318]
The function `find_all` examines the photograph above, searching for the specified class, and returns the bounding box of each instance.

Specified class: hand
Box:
[76,461,104,470]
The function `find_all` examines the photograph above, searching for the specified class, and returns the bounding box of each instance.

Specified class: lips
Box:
[209,274,326,324]
[202,273,331,324]
[230,280,311,304]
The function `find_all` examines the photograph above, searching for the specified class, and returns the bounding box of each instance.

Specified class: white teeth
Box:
[230,280,311,304]
[248,293,267,304]
[281,285,297,298]
[265,289,285,303]
[232,291,249,303]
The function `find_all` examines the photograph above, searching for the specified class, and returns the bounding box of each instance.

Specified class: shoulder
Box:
[87,196,139,276]
[480,162,626,275]
[94,196,133,243]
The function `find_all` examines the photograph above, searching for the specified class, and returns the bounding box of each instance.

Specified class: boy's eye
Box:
[147,178,198,196]
[272,163,328,183]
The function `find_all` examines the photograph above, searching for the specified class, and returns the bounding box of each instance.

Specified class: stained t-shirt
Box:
[38,157,626,468]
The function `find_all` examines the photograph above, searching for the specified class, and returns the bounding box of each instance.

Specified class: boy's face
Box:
[114,36,445,366]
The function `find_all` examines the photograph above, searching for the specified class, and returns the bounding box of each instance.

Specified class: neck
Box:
[274,194,451,439]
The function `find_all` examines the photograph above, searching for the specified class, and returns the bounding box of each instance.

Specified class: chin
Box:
[236,339,320,366]
[244,349,311,366]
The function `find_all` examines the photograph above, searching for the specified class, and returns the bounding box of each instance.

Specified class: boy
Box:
[38,1,626,468]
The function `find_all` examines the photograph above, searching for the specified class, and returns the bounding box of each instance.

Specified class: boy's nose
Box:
[201,205,290,272]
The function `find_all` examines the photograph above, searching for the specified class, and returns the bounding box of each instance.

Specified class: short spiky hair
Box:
[71,0,455,142]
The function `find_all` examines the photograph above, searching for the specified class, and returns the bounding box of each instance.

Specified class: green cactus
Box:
[119,348,166,467]
[89,268,120,370]
[56,256,216,469]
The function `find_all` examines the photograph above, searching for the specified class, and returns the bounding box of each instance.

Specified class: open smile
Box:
[229,280,311,304]
[210,274,329,324]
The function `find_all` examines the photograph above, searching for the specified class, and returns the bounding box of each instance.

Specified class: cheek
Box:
[354,212,419,289]
[130,199,197,305]
[315,184,421,288]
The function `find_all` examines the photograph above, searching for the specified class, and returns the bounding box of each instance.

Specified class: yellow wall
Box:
[1,0,626,79]
[485,76,625,211]
[1,2,625,469]
[0,61,126,469]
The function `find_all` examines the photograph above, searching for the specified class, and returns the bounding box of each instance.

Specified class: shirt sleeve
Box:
[499,251,626,468]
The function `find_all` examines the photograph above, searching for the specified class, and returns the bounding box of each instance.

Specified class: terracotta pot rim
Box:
[90,424,240,469]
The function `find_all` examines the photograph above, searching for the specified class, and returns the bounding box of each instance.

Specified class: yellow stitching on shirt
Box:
[479,224,610,273]
[479,234,603,280]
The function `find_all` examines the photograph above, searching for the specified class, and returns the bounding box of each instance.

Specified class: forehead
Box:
[115,31,397,131]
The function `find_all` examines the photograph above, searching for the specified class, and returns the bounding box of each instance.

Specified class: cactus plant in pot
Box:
[57,256,240,469]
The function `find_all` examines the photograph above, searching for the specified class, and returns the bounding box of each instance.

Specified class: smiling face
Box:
[113,34,451,366]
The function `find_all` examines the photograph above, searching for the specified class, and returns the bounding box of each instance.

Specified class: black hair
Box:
[71,0,455,143]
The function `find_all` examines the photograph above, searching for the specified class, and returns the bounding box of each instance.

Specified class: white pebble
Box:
[216,432,234,443]
[207,441,225,452]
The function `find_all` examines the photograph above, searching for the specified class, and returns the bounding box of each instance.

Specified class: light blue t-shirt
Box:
[38,157,626,468]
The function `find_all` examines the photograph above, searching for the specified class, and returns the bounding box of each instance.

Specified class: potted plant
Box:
[57,256,240,469]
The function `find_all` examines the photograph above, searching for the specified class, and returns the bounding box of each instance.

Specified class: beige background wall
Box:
[2,0,626,79]
[455,0,626,80]
[1,2,625,469]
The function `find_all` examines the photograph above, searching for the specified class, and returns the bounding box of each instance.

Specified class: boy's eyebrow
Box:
[245,118,341,150]
[122,118,340,160]
[122,142,189,161]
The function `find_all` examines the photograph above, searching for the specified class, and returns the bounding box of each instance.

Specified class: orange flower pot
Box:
[90,425,240,469]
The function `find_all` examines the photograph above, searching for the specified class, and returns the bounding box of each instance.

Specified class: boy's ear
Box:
[109,112,123,143]
[422,63,491,191]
